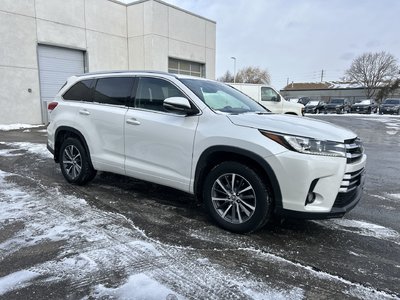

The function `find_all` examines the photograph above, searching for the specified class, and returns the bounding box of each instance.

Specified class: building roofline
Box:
[280,87,371,92]
[124,0,216,24]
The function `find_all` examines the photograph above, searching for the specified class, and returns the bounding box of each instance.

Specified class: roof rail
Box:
[75,70,178,78]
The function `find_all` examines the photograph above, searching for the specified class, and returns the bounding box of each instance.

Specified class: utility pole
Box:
[287,77,289,86]
[231,57,237,83]
[321,69,324,82]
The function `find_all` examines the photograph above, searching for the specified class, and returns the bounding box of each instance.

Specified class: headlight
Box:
[260,131,346,157]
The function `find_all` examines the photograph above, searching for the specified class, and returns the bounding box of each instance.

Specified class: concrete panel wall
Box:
[86,31,128,71]
[144,35,168,71]
[0,0,35,17]
[127,2,144,37]
[0,11,37,68]
[85,0,127,37]
[35,0,85,28]
[168,8,206,46]
[37,20,87,50]
[128,37,145,69]
[0,67,41,124]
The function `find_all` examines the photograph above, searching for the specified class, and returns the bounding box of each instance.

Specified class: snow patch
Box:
[0,142,52,159]
[93,274,182,300]
[0,270,40,295]
[0,124,43,131]
[317,219,400,245]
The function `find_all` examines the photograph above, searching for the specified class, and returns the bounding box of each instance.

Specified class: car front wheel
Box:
[203,161,273,233]
[59,138,97,185]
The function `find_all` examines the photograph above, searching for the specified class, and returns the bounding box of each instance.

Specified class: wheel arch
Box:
[194,146,282,209]
[54,126,92,167]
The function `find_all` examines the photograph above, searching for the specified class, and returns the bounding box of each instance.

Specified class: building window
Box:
[168,58,205,78]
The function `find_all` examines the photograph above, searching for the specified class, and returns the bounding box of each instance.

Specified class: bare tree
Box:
[345,51,399,98]
[376,78,400,102]
[217,70,234,83]
[236,66,271,84]
[218,66,271,84]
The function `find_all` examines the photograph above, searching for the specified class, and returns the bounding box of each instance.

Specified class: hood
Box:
[353,103,369,107]
[227,113,356,142]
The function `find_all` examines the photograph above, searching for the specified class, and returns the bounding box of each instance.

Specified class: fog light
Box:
[306,192,316,205]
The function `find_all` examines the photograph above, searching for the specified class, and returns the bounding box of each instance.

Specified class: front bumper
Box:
[266,150,367,219]
[351,106,370,114]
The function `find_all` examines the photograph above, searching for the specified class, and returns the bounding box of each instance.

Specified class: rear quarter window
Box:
[63,79,94,101]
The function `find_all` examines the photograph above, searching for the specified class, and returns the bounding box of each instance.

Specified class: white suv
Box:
[47,71,366,233]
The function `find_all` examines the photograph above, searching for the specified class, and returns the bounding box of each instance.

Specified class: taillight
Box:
[48,102,58,112]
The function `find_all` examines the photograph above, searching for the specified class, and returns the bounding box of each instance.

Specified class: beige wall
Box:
[0,0,216,124]
[127,0,216,79]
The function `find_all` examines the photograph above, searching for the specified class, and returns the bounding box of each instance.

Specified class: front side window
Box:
[93,77,134,106]
[261,87,280,102]
[63,79,93,101]
[135,77,186,112]
[181,79,267,114]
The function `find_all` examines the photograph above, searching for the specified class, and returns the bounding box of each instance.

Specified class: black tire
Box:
[59,138,97,185]
[203,161,273,233]
[367,108,371,114]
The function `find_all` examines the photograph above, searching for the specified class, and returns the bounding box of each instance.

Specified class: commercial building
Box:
[0,0,216,124]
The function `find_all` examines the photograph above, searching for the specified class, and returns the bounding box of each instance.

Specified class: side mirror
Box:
[163,97,197,115]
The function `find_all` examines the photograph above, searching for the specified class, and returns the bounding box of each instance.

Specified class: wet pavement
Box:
[0,114,399,299]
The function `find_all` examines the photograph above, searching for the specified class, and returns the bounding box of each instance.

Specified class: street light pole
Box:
[231,56,236,83]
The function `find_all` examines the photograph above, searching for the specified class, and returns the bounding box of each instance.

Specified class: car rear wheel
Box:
[59,138,97,185]
[203,161,273,233]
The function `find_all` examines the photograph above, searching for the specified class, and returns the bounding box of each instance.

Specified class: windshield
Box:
[306,101,319,106]
[180,79,268,114]
[383,99,400,105]
[330,99,344,104]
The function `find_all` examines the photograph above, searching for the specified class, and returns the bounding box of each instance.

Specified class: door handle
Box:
[126,118,141,125]
[79,109,90,116]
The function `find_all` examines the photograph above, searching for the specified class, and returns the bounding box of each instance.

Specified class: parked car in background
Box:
[228,83,304,115]
[324,98,351,114]
[304,100,325,114]
[298,97,311,106]
[350,99,378,114]
[287,97,311,106]
[380,98,400,115]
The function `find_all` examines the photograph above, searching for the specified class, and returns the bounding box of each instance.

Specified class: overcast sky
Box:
[155,0,400,89]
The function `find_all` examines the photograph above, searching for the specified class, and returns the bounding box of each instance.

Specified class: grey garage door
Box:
[38,45,84,123]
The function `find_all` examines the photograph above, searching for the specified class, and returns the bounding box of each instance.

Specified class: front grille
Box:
[344,138,363,163]
[334,168,365,208]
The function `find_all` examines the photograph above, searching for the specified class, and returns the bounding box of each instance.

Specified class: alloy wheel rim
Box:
[211,173,256,224]
[62,145,82,180]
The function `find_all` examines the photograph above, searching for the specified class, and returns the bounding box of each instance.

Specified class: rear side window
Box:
[63,79,93,101]
[93,77,134,106]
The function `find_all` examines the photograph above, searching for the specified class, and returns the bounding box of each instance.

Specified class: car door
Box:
[124,76,199,192]
[78,76,133,174]
[260,87,283,113]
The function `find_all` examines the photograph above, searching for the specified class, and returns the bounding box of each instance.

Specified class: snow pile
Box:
[0,142,52,159]
[316,219,400,245]
[0,124,43,131]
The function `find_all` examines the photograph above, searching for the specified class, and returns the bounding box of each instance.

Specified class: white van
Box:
[229,83,304,116]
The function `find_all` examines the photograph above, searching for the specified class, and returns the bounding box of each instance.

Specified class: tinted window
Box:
[63,79,93,101]
[135,77,186,112]
[94,77,133,106]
